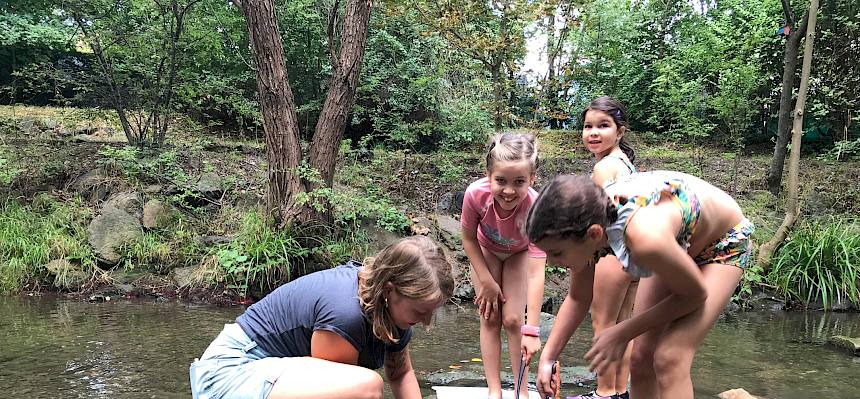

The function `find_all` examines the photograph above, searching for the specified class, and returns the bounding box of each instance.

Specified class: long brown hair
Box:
[358,236,454,344]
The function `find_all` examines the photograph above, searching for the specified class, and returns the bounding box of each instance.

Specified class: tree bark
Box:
[758,0,819,270]
[766,7,810,195]
[238,0,305,225]
[307,0,373,224]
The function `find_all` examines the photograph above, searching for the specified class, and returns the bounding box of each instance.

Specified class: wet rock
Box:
[142,199,171,229]
[717,388,761,399]
[105,192,144,220]
[827,335,860,356]
[87,205,143,266]
[437,192,453,211]
[44,259,89,290]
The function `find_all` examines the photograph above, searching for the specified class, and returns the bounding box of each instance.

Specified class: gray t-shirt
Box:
[236,262,412,369]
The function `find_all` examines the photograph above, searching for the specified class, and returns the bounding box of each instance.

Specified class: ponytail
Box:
[619,138,636,164]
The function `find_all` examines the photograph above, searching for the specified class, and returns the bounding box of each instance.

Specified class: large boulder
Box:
[87,205,143,266]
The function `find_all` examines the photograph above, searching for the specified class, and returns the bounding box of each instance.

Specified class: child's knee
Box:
[501,313,523,330]
[630,344,655,371]
[652,346,691,377]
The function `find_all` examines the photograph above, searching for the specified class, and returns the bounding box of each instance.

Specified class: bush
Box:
[768,218,860,309]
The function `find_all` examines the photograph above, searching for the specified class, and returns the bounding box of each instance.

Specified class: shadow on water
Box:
[1,296,857,398]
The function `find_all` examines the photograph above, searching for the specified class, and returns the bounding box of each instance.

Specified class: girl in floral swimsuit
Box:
[528,171,753,399]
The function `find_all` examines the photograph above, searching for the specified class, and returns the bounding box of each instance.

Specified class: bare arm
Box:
[384,347,420,399]
[615,205,707,338]
[462,229,505,318]
[536,264,595,398]
[310,330,359,364]
[586,204,708,373]
[521,256,546,363]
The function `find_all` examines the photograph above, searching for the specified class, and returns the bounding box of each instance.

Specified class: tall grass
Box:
[768,218,860,309]
[0,195,94,293]
[213,211,369,297]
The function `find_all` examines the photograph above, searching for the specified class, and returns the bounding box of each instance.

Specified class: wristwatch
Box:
[520,324,540,337]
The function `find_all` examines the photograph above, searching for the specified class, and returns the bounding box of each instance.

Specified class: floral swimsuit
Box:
[604,172,753,278]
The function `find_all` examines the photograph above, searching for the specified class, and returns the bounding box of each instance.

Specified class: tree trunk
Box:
[492,65,504,132]
[758,0,819,270]
[238,0,305,225]
[307,0,373,224]
[766,9,810,195]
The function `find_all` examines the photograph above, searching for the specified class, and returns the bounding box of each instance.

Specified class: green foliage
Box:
[0,195,94,293]
[213,211,367,297]
[768,218,860,309]
[97,145,199,204]
[0,156,22,185]
[817,137,860,161]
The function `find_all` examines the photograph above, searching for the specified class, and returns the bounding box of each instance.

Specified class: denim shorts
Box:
[190,323,291,399]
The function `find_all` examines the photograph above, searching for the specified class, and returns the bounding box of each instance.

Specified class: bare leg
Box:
[501,251,529,396]
[615,280,638,394]
[267,357,383,399]
[629,276,670,399]
[651,264,742,399]
[590,255,634,397]
[473,247,505,399]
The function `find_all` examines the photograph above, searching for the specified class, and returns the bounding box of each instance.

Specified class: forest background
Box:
[1,0,858,311]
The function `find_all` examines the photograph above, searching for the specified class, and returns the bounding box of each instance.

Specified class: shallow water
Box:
[1,296,857,398]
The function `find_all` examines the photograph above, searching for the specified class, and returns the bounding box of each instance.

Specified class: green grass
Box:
[0,195,94,293]
[207,211,369,297]
[768,218,860,309]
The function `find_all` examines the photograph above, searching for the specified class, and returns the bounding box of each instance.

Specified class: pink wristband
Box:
[521,324,540,337]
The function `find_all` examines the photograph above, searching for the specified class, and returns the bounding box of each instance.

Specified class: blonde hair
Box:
[358,236,454,345]
[486,132,539,173]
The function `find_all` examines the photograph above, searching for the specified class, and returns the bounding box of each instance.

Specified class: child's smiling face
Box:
[582,109,624,158]
[487,159,535,212]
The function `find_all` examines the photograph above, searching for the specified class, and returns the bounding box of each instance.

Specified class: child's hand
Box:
[584,325,628,375]
[536,358,558,399]
[474,279,505,319]
[521,335,541,364]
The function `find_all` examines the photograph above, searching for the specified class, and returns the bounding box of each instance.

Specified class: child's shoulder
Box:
[465,176,490,193]
[594,155,629,174]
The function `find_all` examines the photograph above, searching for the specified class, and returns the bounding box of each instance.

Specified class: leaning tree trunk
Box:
[307,0,373,224]
[766,5,810,195]
[758,0,819,270]
[237,0,305,225]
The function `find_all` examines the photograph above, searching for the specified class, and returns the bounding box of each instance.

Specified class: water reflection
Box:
[1,296,857,399]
